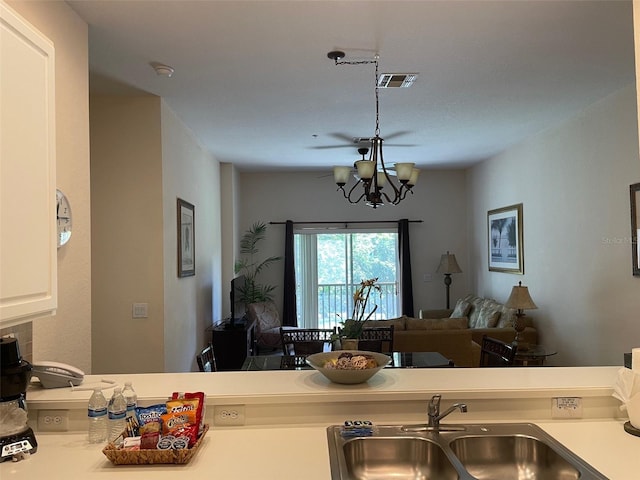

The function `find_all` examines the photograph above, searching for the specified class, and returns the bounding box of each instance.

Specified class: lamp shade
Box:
[333,166,351,185]
[355,160,375,180]
[505,281,537,310]
[394,162,415,181]
[408,168,420,186]
[436,251,462,274]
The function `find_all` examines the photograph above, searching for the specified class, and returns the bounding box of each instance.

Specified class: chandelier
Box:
[328,51,419,209]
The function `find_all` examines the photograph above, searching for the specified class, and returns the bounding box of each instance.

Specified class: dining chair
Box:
[479,335,516,367]
[357,325,395,353]
[280,327,335,355]
[196,343,217,372]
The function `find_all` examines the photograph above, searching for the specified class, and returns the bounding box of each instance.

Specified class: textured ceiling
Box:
[68,0,636,171]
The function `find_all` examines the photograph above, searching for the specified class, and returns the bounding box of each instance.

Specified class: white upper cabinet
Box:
[1,3,57,326]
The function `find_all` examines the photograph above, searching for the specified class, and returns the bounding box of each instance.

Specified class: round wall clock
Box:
[56,189,72,248]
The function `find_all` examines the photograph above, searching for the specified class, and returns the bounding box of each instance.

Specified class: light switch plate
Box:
[132,303,148,318]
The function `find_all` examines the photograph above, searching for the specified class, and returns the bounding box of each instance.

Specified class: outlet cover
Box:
[213,405,245,426]
[38,409,69,432]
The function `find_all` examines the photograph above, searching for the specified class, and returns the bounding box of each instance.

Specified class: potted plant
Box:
[234,222,281,304]
[336,277,381,349]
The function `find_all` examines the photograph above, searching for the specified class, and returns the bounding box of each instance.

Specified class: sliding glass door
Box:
[294,229,399,328]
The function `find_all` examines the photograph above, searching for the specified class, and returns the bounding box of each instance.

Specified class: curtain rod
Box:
[270,220,422,225]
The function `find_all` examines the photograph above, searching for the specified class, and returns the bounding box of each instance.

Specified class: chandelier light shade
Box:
[504,281,538,350]
[328,51,420,208]
[436,251,462,309]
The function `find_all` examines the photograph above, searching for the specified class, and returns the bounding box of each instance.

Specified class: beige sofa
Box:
[365,294,537,367]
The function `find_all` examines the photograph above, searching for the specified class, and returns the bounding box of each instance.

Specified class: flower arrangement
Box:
[338,277,381,339]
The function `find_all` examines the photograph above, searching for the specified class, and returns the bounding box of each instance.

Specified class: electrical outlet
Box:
[213,405,245,426]
[38,409,69,432]
[552,397,583,418]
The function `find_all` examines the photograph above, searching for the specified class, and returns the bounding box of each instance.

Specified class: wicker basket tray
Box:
[102,424,209,465]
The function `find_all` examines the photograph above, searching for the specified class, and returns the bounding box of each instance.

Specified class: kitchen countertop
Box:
[2,420,639,479]
[3,366,639,479]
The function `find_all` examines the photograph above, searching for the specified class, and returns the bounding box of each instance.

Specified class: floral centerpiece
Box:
[337,277,381,340]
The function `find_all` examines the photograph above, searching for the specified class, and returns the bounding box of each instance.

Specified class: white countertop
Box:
[1,420,639,479]
[2,366,638,479]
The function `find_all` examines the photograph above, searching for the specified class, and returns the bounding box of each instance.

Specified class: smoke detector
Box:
[377,73,418,88]
[150,62,174,77]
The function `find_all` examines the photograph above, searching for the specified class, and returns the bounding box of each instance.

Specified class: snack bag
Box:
[172,391,206,434]
[160,410,199,447]
[135,404,166,435]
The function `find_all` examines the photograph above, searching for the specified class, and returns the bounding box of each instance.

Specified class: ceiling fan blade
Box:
[381,130,412,141]
[328,132,358,143]
[309,144,357,150]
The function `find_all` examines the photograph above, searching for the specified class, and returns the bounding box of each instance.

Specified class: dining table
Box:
[240,351,454,371]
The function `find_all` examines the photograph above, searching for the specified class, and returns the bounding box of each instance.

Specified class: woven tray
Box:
[102,424,209,465]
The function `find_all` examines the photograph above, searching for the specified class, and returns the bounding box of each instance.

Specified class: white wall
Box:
[5,0,92,372]
[161,101,221,372]
[237,169,469,317]
[220,163,240,318]
[468,84,639,366]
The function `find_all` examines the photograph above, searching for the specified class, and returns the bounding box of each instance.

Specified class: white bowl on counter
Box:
[305,350,391,384]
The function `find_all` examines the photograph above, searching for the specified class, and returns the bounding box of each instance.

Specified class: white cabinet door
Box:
[0,3,57,326]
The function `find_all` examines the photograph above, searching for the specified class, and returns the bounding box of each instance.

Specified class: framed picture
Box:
[177,198,195,277]
[630,183,640,276]
[488,203,524,274]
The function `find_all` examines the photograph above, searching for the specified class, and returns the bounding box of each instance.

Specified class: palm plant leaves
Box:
[234,222,282,303]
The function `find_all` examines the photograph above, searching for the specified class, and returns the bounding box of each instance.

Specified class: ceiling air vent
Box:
[377,73,418,88]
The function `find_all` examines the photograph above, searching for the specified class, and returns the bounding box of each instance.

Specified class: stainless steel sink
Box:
[327,423,607,480]
[342,436,458,480]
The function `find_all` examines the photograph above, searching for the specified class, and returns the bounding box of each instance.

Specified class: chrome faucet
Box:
[428,394,467,428]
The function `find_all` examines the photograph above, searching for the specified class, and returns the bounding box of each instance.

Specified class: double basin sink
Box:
[327,422,607,479]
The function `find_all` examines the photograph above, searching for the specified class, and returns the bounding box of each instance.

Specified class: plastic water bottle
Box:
[107,387,127,441]
[87,388,108,443]
[122,381,137,418]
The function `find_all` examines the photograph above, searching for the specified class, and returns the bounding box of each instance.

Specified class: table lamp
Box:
[504,281,538,350]
[436,251,462,309]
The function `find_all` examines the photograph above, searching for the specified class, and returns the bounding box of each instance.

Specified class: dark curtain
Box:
[398,219,414,317]
[282,220,298,326]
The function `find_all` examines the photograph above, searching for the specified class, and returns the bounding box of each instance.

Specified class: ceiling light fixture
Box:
[328,50,419,209]
[150,62,174,77]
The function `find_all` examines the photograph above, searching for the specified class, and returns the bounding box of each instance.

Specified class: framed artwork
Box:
[488,203,524,274]
[177,198,195,277]
[630,183,640,276]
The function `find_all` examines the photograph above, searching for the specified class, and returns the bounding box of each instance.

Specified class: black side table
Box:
[207,318,257,370]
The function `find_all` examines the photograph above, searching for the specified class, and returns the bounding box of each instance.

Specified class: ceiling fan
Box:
[311,131,416,150]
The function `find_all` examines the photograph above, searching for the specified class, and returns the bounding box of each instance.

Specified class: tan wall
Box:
[468,84,639,367]
[90,96,165,374]
[5,0,92,372]
[160,101,221,373]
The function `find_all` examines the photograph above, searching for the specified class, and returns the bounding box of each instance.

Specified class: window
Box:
[294,229,399,328]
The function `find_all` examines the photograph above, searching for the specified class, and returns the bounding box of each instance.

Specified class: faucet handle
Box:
[428,394,442,414]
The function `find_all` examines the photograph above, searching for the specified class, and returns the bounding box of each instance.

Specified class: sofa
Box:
[364,294,537,367]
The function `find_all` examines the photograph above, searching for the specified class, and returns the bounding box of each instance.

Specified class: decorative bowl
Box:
[305,350,391,384]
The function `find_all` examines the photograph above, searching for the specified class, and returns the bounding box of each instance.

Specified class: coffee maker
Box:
[0,337,37,462]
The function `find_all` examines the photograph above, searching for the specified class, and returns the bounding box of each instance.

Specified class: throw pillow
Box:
[463,294,485,328]
[474,301,502,328]
[405,317,468,330]
[497,306,517,328]
[450,299,471,318]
